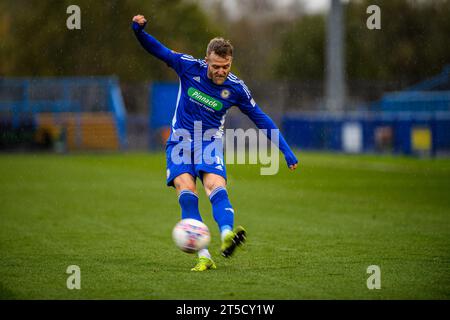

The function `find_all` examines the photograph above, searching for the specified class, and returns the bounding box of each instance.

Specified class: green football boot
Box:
[221,226,247,258]
[191,257,217,271]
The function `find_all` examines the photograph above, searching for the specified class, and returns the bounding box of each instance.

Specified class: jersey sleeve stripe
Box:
[241,83,251,98]
[180,56,197,62]
[227,73,251,99]
[180,56,207,68]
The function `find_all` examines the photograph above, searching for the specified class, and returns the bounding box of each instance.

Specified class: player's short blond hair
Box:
[206,37,233,58]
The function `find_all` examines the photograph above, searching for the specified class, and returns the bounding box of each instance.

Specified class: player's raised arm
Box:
[131,15,174,66]
[237,89,298,171]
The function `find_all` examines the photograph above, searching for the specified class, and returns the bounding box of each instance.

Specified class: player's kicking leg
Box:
[202,172,247,258]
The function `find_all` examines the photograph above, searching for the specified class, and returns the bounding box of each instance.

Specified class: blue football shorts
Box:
[165,138,226,187]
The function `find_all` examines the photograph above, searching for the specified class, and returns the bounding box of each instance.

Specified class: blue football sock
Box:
[209,187,234,233]
[178,190,202,221]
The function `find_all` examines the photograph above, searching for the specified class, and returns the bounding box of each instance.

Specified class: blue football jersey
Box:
[163,52,256,139]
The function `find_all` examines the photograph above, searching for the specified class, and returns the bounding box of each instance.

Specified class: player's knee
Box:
[204,181,217,194]
[203,175,226,195]
[174,174,196,193]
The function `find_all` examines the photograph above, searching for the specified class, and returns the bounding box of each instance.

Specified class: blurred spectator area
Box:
[0,77,126,152]
[2,68,450,156]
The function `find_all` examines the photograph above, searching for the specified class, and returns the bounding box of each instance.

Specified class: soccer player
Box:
[132,15,298,271]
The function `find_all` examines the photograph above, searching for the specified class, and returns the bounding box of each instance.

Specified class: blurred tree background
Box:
[1,0,450,110]
[274,0,450,83]
[0,0,218,81]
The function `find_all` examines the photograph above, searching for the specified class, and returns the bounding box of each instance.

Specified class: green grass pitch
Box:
[0,152,449,299]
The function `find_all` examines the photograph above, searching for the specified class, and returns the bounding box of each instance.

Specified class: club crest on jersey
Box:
[220,89,230,99]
